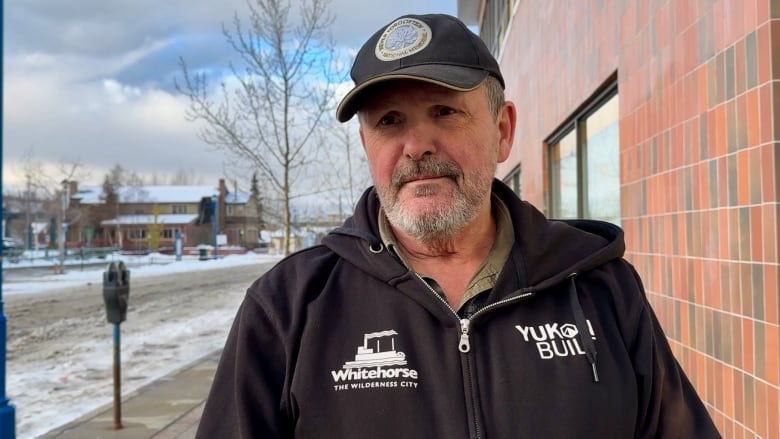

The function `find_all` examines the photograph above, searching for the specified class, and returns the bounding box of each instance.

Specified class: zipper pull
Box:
[459,318,471,353]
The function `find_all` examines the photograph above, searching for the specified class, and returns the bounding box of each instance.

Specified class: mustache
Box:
[391,160,462,188]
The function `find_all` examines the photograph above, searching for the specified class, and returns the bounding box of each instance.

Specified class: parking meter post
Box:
[113,323,122,430]
[102,261,129,430]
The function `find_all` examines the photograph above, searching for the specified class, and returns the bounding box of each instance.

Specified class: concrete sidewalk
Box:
[39,351,219,439]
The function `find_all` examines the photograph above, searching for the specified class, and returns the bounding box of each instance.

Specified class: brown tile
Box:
[766,263,779,325]
[731,315,745,372]
[752,262,765,320]
[745,32,758,92]
[757,23,771,85]
[773,21,780,80]
[764,205,778,263]
[741,208,752,262]
[755,321,766,382]
[749,147,763,205]
[737,149,750,205]
[734,36,747,96]
[744,373,756,432]
[728,155,739,207]
[750,206,763,262]
[742,262,754,317]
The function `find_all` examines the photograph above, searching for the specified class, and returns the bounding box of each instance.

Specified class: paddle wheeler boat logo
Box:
[331,330,420,391]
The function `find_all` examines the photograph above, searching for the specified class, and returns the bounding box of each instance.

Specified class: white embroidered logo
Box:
[331,330,420,391]
[515,320,597,360]
[375,18,432,61]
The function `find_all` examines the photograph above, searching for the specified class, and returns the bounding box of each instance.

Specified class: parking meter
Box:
[102,261,130,324]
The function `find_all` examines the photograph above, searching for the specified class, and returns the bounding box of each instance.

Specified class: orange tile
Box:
[759,84,773,144]
[723,365,735,418]
[756,380,768,438]
[761,143,777,202]
[743,318,754,374]
[745,89,759,146]
[768,385,779,439]
[766,324,779,386]
[735,369,745,421]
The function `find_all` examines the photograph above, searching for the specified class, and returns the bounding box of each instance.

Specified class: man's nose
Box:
[402,122,436,161]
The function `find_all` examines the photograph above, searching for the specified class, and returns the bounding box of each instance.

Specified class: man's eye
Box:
[379,114,399,125]
[435,106,456,117]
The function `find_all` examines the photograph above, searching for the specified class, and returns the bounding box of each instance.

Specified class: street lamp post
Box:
[0,3,18,433]
[212,194,218,259]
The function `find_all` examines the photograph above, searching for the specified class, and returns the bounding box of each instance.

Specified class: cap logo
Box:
[375,18,432,62]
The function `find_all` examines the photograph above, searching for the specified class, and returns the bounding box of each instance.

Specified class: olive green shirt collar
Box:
[378,195,514,311]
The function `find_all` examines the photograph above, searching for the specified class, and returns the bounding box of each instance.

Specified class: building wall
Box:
[494,1,779,435]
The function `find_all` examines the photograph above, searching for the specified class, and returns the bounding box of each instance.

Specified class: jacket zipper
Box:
[414,274,535,439]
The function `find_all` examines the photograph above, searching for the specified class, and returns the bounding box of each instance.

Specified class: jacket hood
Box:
[322,180,626,294]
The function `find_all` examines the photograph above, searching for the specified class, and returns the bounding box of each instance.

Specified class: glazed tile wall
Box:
[494,0,779,436]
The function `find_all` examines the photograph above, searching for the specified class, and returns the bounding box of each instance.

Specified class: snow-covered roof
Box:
[101,214,199,226]
[75,185,220,204]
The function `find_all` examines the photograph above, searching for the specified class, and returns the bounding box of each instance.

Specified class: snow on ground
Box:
[2,250,283,438]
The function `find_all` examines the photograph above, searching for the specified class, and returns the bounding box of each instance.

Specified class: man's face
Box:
[358,80,513,242]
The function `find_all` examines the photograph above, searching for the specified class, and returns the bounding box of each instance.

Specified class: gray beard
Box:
[376,160,492,247]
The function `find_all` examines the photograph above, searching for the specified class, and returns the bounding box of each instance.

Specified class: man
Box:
[196,13,720,438]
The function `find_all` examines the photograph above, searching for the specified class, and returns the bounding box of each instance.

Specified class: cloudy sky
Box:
[3,0,458,191]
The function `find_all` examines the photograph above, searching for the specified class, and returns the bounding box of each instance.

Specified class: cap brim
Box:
[336,65,489,122]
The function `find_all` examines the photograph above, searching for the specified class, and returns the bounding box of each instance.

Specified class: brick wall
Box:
[495,0,779,435]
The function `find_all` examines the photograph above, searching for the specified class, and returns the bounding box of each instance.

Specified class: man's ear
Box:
[497,102,516,163]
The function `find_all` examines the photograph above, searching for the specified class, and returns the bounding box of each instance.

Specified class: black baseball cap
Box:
[336,13,505,122]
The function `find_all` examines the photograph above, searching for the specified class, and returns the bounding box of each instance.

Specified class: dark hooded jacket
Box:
[196,181,720,439]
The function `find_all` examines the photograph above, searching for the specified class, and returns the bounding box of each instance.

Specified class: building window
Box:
[503,164,522,198]
[127,229,147,240]
[172,205,187,214]
[480,0,514,55]
[548,83,620,225]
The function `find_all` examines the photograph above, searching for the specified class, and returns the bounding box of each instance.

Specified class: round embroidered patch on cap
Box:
[374,18,432,62]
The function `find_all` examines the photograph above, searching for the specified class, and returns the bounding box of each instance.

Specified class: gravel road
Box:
[5,260,277,438]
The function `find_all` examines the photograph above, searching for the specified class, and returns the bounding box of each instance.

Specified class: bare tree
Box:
[15,149,90,273]
[319,123,371,222]
[176,0,341,255]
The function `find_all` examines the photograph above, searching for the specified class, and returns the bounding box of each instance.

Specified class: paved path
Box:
[39,351,218,439]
